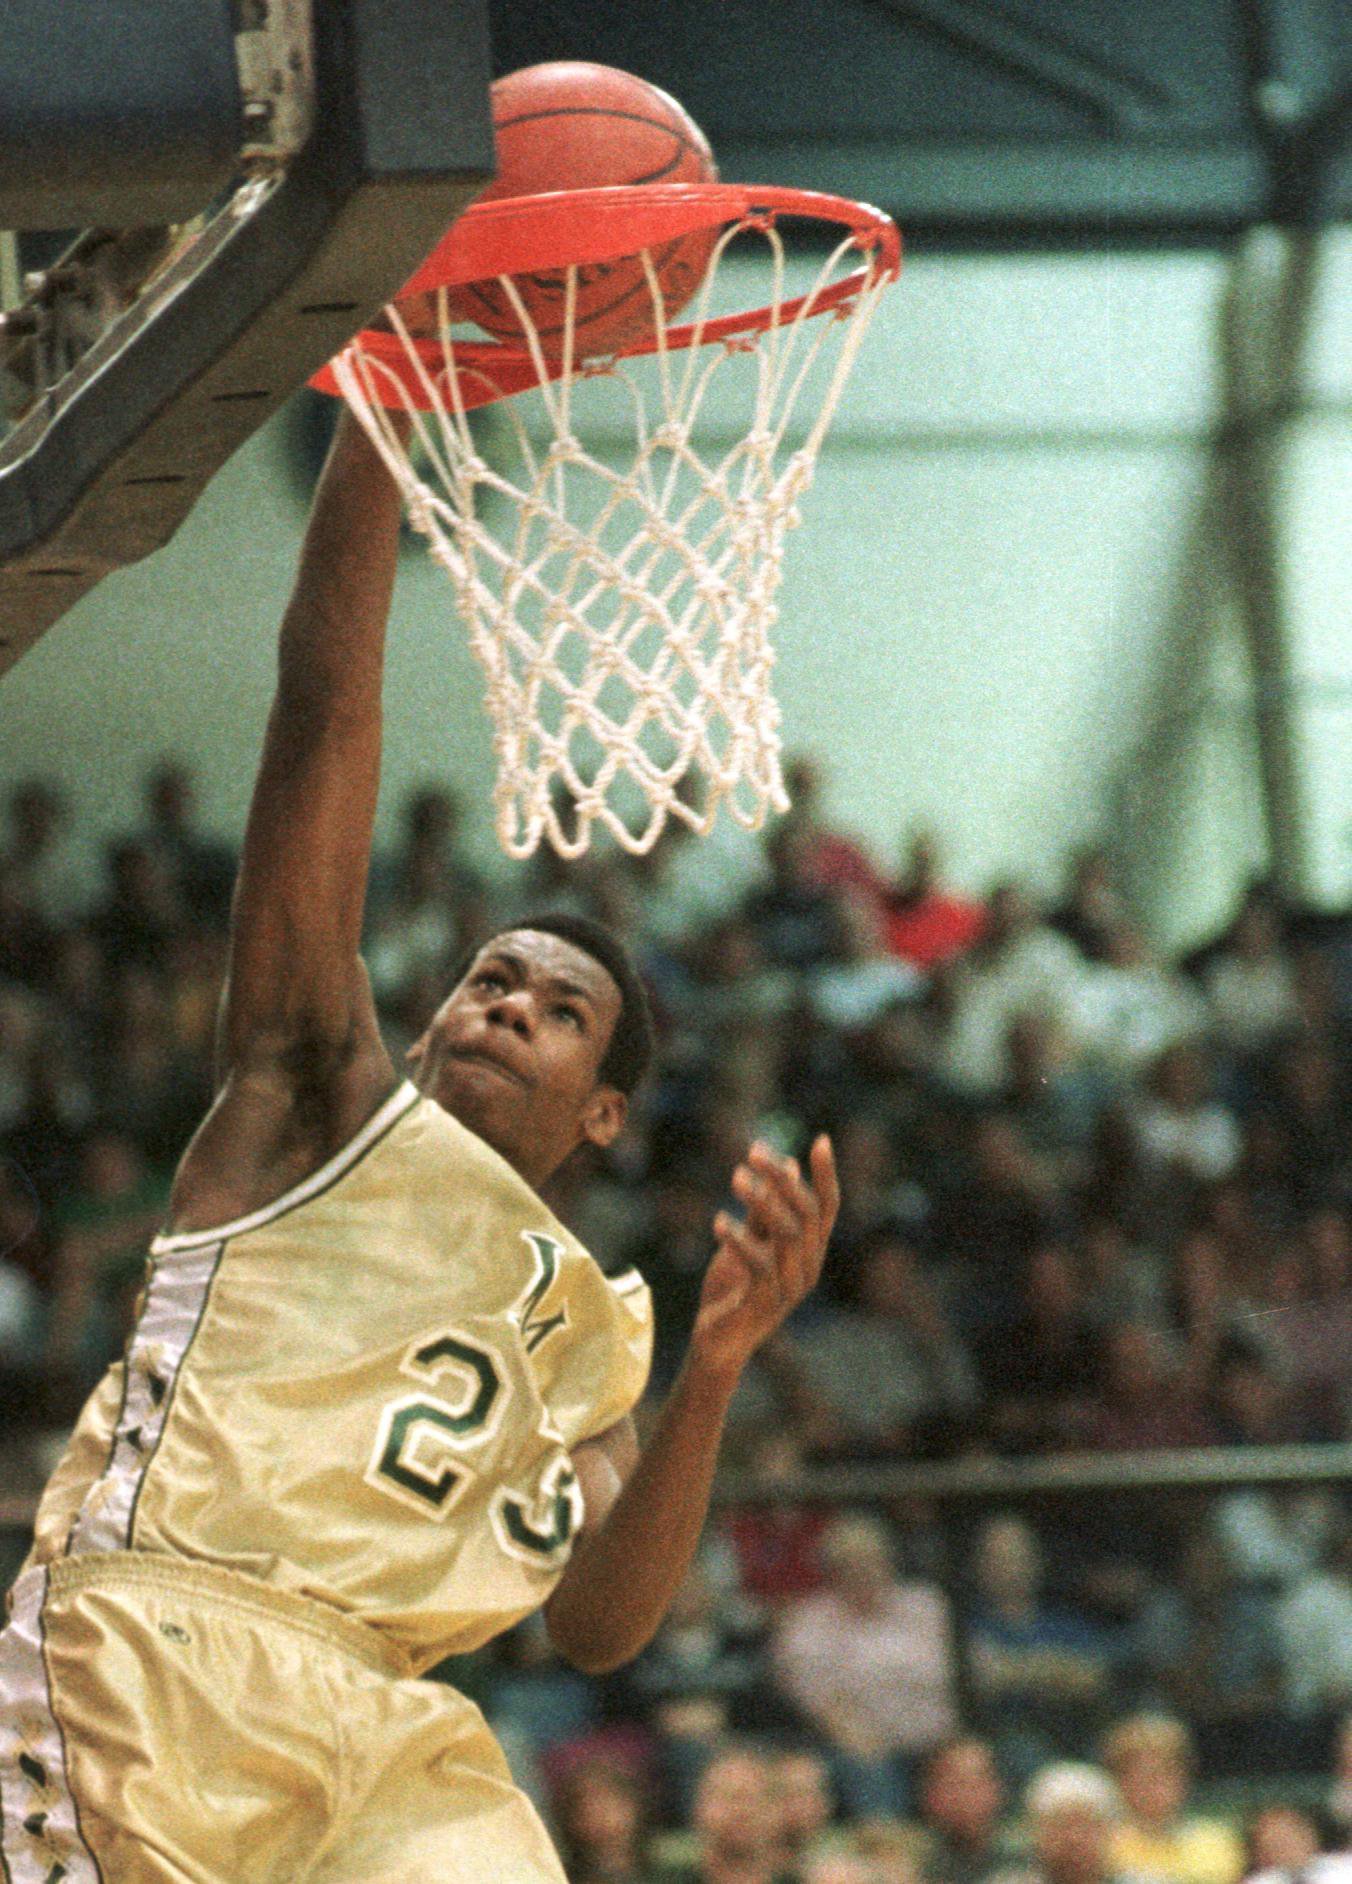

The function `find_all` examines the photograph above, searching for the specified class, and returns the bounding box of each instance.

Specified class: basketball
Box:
[425,62,719,358]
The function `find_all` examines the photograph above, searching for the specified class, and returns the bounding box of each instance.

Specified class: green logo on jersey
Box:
[518,1232,569,1354]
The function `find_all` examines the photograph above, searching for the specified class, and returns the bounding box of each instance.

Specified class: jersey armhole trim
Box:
[150,1080,422,1252]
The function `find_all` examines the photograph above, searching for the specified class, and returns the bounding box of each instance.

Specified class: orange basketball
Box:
[433,62,720,359]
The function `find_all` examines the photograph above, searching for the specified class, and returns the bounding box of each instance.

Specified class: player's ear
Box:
[580,1085,626,1151]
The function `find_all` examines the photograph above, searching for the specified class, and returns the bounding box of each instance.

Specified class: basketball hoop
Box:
[312,183,900,859]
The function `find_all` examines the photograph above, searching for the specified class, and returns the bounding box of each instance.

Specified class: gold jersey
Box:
[26,1082,653,1674]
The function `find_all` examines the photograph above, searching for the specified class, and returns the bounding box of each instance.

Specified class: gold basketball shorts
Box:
[0,1551,567,1883]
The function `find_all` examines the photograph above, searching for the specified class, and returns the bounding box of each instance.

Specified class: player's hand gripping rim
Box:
[693,1135,839,1380]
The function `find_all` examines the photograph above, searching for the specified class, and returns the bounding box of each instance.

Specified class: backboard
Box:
[0,0,494,674]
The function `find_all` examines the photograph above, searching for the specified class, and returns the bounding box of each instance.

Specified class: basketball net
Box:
[327,203,895,859]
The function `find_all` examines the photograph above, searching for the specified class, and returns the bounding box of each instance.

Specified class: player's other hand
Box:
[693,1136,838,1382]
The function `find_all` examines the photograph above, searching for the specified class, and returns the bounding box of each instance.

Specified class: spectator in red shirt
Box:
[883,831,986,971]
[782,754,888,909]
[723,1429,829,1612]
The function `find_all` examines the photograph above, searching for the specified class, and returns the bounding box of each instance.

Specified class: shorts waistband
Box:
[43,1552,411,1678]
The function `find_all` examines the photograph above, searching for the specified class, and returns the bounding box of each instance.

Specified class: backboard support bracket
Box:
[0,0,494,673]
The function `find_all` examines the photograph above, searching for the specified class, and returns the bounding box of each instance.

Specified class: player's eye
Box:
[553,1003,585,1029]
[473,970,507,992]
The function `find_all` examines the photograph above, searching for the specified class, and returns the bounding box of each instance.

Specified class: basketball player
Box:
[0,409,837,1883]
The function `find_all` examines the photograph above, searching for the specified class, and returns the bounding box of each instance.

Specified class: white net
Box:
[330,212,892,859]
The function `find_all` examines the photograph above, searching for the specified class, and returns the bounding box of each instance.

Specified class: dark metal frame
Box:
[0,0,494,672]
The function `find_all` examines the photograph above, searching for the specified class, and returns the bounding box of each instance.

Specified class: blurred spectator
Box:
[627,822,768,957]
[965,1516,1112,1778]
[3,778,87,925]
[990,1762,1136,1884]
[1002,1015,1106,1189]
[810,899,922,1036]
[133,759,236,930]
[975,1242,1103,1452]
[1075,1325,1217,1455]
[1068,923,1207,1080]
[621,1165,716,1388]
[744,822,849,973]
[1,1020,95,1228]
[823,1118,924,1278]
[1077,1215,1170,1337]
[773,1514,956,1817]
[89,838,186,970]
[1276,1525,1352,1725]
[366,785,486,1008]
[781,755,887,911]
[1101,1715,1244,1884]
[1265,1038,1348,1202]
[883,832,986,972]
[1202,899,1301,1058]
[90,966,207,1173]
[0,861,53,991]
[1122,1512,1286,1776]
[1328,1712,1352,1846]
[927,1113,1060,1330]
[651,1742,795,1884]
[1244,1804,1323,1876]
[1051,848,1131,963]
[722,1429,829,1613]
[1210,1345,1333,1594]
[772,1745,838,1875]
[927,885,1084,1099]
[374,783,482,909]
[625,1550,777,1815]
[792,1227,980,1459]
[482,1612,599,1805]
[45,1128,170,1401]
[552,1755,662,1884]
[912,1735,1012,1884]
[1252,1208,1352,1440]
[1130,1046,1241,1191]
[0,986,43,1137]
[683,918,795,1037]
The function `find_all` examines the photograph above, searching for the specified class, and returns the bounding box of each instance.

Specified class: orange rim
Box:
[311,182,901,411]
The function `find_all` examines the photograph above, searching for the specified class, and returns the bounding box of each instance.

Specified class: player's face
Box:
[411,930,626,1187]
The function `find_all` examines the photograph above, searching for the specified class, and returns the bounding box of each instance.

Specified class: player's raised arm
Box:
[545,1135,838,1674]
[218,409,409,1095]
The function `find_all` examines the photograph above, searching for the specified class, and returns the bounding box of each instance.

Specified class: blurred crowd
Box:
[3,752,1352,1881]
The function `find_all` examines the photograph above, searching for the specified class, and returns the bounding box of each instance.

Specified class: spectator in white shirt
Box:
[1131,1043,1242,1186]
[773,1515,956,1819]
[1204,900,1301,1055]
[932,885,1086,1098]
[1068,922,1207,1079]
[793,1228,980,1456]
[1276,1528,1352,1720]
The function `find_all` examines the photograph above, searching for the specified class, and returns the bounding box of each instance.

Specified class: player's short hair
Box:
[472,911,654,1097]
